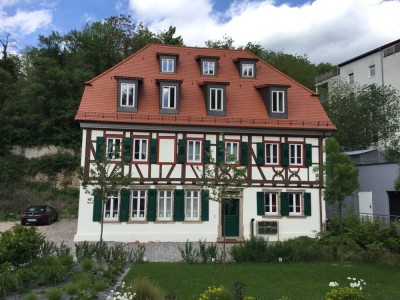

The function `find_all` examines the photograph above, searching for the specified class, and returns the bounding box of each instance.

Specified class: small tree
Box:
[77,144,133,247]
[198,134,246,265]
[319,137,359,260]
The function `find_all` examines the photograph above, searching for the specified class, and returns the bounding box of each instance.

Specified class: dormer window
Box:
[157,52,179,73]
[199,81,229,116]
[256,84,290,118]
[196,55,220,76]
[233,57,258,78]
[157,79,182,114]
[115,76,142,113]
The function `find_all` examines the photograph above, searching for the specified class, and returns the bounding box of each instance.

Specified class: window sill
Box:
[154,220,175,224]
[127,220,148,224]
[183,220,202,224]
[286,215,307,219]
[262,215,282,219]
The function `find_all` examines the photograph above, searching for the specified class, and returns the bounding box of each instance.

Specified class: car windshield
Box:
[27,207,45,212]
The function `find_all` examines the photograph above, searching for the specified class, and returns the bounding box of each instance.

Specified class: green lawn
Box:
[124,262,400,299]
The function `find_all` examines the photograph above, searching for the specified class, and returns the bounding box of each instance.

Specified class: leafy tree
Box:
[320,137,359,260]
[156,26,183,46]
[198,134,246,265]
[320,79,400,151]
[205,35,235,49]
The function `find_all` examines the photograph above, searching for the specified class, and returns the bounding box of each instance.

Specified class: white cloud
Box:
[0,9,52,35]
[128,0,400,64]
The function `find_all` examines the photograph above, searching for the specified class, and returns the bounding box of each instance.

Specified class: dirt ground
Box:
[0,218,77,250]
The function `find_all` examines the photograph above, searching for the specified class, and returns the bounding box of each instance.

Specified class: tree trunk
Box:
[100,186,105,249]
[223,201,226,267]
[339,201,344,262]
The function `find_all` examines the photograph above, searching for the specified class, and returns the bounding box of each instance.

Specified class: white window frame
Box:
[162,86,176,109]
[272,90,285,113]
[104,195,119,220]
[369,65,375,78]
[106,138,122,160]
[120,83,135,107]
[348,73,354,84]
[133,138,148,161]
[264,192,278,215]
[225,141,239,163]
[242,63,254,77]
[161,58,174,72]
[185,190,200,221]
[158,190,173,221]
[266,143,279,165]
[131,190,146,220]
[203,61,215,75]
[289,193,302,216]
[289,144,303,166]
[210,88,224,111]
[187,140,201,163]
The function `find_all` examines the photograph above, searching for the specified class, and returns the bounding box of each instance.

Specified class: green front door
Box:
[222,199,240,237]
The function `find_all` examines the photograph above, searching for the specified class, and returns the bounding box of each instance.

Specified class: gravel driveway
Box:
[0,218,77,250]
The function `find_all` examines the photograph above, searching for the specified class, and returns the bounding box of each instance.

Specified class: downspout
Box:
[319,135,324,231]
[380,48,385,86]
[250,218,255,237]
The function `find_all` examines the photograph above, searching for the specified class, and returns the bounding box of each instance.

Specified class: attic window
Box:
[157,79,182,115]
[196,55,220,76]
[199,81,230,117]
[157,52,179,73]
[114,76,142,113]
[233,57,258,78]
[256,84,290,119]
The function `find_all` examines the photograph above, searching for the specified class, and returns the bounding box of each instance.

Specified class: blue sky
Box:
[1,0,400,64]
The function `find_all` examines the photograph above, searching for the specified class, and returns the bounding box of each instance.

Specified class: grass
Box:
[124,262,400,299]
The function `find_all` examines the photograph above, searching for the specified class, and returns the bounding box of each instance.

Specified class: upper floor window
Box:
[348,73,354,84]
[133,138,148,161]
[185,190,200,220]
[162,86,176,109]
[210,88,224,111]
[131,190,146,220]
[107,138,122,160]
[272,91,285,113]
[289,144,303,165]
[226,141,239,163]
[266,143,279,165]
[242,63,254,77]
[203,61,215,75]
[120,83,135,107]
[289,193,302,216]
[369,65,375,78]
[158,190,173,220]
[187,140,201,163]
[162,58,174,72]
[105,195,119,220]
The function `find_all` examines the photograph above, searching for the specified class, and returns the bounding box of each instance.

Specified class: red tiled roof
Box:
[75,44,335,131]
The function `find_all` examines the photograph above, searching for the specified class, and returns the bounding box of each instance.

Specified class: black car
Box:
[21,205,59,225]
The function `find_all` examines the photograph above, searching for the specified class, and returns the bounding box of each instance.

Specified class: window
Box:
[187,140,201,163]
[161,58,175,72]
[158,190,173,220]
[226,141,239,162]
[107,138,122,160]
[185,190,200,220]
[272,91,285,113]
[133,138,148,161]
[210,88,224,111]
[203,61,215,75]
[104,195,119,220]
[289,193,302,215]
[162,86,176,109]
[369,65,375,78]
[264,192,278,214]
[242,63,254,77]
[120,83,135,107]
[266,143,279,165]
[348,73,354,84]
[131,190,146,220]
[289,144,303,165]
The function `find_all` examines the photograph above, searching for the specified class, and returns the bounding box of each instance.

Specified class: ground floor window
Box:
[158,190,173,220]
[185,190,200,220]
[105,195,119,220]
[289,193,302,215]
[131,190,146,220]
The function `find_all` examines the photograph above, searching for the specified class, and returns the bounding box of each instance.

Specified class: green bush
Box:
[325,287,364,300]
[45,287,63,300]
[0,224,45,266]
[28,152,80,177]
[33,256,68,285]
[23,292,38,300]
[179,240,199,263]
[231,236,268,262]
[130,277,165,300]
[199,285,233,300]
[0,262,21,296]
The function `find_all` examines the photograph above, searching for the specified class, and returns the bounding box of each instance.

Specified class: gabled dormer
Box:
[256,84,291,118]
[199,81,230,117]
[233,57,259,78]
[157,52,179,73]
[115,76,143,113]
[195,55,220,76]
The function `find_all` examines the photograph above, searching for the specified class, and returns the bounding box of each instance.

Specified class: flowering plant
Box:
[107,282,136,300]
[325,277,366,300]
[199,285,233,300]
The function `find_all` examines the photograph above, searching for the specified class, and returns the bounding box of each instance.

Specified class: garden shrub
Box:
[199,285,233,300]
[179,240,199,263]
[231,236,268,262]
[0,224,45,266]
[45,287,63,300]
[32,256,68,285]
[325,287,364,300]
[130,276,165,300]
[23,292,37,300]
[198,239,220,263]
[0,262,21,296]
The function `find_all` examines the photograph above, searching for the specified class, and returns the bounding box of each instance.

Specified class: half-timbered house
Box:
[74,44,335,243]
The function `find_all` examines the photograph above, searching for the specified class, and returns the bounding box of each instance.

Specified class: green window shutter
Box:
[280,192,289,216]
[173,189,184,221]
[304,192,312,216]
[201,190,209,221]
[240,142,248,166]
[257,192,265,215]
[95,137,105,161]
[147,189,157,221]
[281,143,289,166]
[256,143,265,165]
[123,138,132,163]
[149,139,158,164]
[119,189,130,222]
[177,139,186,164]
[216,141,225,164]
[203,140,211,164]
[92,189,102,222]
[305,144,312,167]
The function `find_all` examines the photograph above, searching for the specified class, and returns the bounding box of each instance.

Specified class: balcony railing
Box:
[315,68,340,84]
